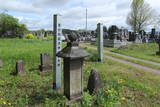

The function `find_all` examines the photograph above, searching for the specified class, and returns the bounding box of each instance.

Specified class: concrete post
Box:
[53,14,62,89]
[97,23,104,62]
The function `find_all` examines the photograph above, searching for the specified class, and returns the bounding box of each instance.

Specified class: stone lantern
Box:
[56,32,90,100]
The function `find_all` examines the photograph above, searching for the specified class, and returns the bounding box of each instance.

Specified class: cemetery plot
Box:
[0,38,160,106]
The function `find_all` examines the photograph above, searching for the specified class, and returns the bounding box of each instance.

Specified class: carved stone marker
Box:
[53,14,62,89]
[56,32,90,101]
[97,23,104,62]
[0,60,3,67]
[16,60,25,75]
[39,53,52,72]
[87,69,102,95]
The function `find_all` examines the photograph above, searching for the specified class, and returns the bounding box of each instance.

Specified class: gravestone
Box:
[16,60,25,75]
[56,32,90,102]
[0,60,3,67]
[87,69,102,95]
[53,14,62,89]
[156,36,160,55]
[97,23,104,62]
[39,53,52,72]
[134,33,142,43]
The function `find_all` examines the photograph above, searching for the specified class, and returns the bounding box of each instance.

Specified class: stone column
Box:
[53,14,62,89]
[56,33,90,102]
[97,23,104,62]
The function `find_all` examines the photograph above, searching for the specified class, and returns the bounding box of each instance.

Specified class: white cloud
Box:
[0,0,43,14]
[0,0,159,30]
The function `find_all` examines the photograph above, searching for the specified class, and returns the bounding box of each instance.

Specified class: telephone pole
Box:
[86,8,88,31]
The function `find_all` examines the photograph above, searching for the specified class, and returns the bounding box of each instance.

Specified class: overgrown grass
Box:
[112,43,160,63]
[0,39,160,106]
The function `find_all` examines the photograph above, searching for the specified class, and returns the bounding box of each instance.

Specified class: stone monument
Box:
[53,14,62,89]
[0,60,3,67]
[87,69,102,95]
[156,36,160,55]
[16,60,25,75]
[39,53,52,72]
[56,32,90,101]
[97,23,104,62]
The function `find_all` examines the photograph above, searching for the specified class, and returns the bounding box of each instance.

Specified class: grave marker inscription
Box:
[53,14,62,89]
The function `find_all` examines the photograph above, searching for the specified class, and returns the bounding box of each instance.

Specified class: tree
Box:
[127,0,154,32]
[0,13,28,37]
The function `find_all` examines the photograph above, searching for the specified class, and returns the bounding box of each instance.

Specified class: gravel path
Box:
[107,51,160,66]
[105,56,160,74]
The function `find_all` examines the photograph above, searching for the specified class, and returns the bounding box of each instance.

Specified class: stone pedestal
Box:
[64,58,83,100]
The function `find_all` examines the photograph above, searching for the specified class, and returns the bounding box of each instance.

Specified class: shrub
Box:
[25,33,36,39]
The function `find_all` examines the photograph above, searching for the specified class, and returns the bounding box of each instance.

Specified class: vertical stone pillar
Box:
[53,14,62,89]
[39,53,52,72]
[0,60,3,67]
[97,23,104,62]
[16,60,25,75]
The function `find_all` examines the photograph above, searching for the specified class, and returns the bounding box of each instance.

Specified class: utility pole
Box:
[86,8,88,31]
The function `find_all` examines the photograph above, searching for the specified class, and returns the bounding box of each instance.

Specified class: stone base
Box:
[66,95,82,105]
[39,65,52,72]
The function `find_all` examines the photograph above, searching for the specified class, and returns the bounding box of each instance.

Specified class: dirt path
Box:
[107,51,160,66]
[105,56,160,74]
[80,43,160,74]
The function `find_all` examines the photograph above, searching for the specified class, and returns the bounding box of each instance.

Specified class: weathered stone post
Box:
[156,36,160,55]
[0,60,3,67]
[97,23,104,62]
[56,33,90,101]
[53,14,62,89]
[39,53,52,72]
[16,60,25,75]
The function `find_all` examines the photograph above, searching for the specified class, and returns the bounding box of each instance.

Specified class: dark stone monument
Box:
[156,36,160,55]
[16,60,25,75]
[0,60,3,67]
[39,53,52,72]
[56,32,90,101]
[87,69,102,95]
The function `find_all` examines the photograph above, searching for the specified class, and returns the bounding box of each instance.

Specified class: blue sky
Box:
[0,0,160,31]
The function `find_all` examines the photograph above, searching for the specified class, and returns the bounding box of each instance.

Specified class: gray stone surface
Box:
[97,23,104,62]
[16,60,25,75]
[87,69,102,95]
[0,60,3,67]
[57,33,90,101]
[53,14,62,89]
[39,53,52,72]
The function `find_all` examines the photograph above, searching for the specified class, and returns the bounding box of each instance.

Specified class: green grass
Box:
[0,39,160,106]
[112,43,160,63]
